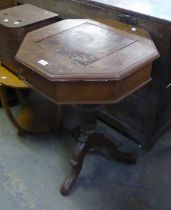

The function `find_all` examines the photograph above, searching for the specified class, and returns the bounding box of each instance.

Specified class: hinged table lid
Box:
[16,19,159,81]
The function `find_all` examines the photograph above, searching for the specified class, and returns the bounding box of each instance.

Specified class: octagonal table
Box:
[16,19,159,195]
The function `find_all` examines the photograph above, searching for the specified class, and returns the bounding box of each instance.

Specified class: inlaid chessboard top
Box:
[0,4,58,28]
[16,19,159,81]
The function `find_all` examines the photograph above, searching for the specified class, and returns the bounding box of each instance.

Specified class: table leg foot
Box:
[60,140,88,196]
[60,168,80,196]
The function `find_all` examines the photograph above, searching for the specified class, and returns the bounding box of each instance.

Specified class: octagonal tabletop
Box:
[16,19,159,81]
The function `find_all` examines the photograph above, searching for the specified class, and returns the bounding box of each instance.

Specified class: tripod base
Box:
[60,105,137,196]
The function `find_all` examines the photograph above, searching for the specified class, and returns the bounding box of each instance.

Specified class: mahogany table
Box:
[16,19,159,195]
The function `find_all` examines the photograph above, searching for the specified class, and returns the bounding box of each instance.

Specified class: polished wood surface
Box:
[16,19,158,104]
[16,19,158,81]
[16,19,158,195]
[0,4,59,75]
[0,65,28,88]
[18,63,152,104]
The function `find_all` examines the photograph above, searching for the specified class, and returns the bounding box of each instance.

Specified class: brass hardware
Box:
[118,13,138,25]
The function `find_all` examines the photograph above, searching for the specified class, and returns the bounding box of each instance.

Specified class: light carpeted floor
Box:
[0,97,171,210]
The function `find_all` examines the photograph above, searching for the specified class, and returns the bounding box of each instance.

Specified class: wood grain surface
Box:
[16,19,159,104]
[16,19,159,81]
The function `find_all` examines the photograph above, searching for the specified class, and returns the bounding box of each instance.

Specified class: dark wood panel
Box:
[74,0,171,25]
[0,0,15,10]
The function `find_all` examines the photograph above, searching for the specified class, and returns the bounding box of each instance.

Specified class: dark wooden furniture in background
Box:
[0,0,16,107]
[16,0,171,148]
[0,4,62,133]
[0,0,15,10]
[0,4,59,76]
[16,19,159,195]
[0,65,62,135]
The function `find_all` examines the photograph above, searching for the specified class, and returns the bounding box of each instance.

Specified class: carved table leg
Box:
[60,105,137,196]
[60,134,89,195]
[61,105,97,195]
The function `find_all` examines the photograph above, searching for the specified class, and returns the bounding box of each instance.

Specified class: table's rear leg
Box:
[90,133,137,164]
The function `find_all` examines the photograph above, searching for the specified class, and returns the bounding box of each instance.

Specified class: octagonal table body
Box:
[16,19,159,195]
[16,19,159,104]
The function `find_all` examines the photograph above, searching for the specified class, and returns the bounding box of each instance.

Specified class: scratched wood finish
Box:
[16,63,152,104]
[16,19,158,104]
[17,19,158,81]
[0,4,59,75]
